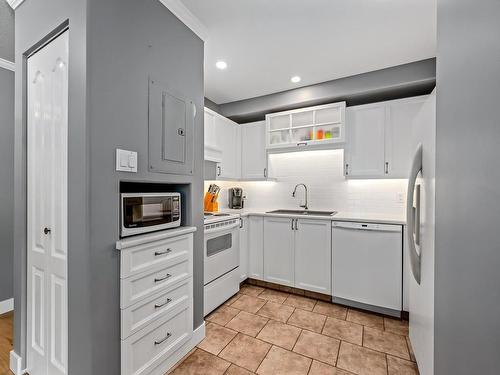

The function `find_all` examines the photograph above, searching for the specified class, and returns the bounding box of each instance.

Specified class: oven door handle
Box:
[204,221,240,235]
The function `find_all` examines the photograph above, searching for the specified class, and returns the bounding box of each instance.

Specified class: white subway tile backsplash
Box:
[206,149,407,215]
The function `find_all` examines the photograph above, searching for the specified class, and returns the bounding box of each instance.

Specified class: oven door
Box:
[121,193,180,237]
[204,221,240,285]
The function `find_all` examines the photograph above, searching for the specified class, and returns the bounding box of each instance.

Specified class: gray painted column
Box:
[435,0,500,373]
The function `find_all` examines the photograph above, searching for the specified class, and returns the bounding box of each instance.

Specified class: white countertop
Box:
[216,208,407,225]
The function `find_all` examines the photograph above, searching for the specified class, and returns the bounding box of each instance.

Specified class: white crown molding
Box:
[6,0,25,10]
[0,58,15,72]
[6,0,208,41]
[158,0,209,41]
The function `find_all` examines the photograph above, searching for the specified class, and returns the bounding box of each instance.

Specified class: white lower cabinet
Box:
[262,217,331,294]
[295,219,332,294]
[263,217,295,286]
[117,227,197,375]
[248,216,264,280]
[239,217,249,281]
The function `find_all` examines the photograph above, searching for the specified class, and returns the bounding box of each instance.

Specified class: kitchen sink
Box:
[266,209,337,217]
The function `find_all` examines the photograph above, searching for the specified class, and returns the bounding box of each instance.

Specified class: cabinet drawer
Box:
[121,279,191,339]
[121,305,192,375]
[120,234,192,278]
[121,260,190,309]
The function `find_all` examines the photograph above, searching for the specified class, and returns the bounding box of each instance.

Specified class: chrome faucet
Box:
[292,183,308,210]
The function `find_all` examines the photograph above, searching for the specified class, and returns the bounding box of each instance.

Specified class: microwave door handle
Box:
[406,143,423,285]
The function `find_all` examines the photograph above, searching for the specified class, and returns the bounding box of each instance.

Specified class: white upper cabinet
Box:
[241,121,268,179]
[384,97,427,178]
[266,102,346,151]
[344,95,428,178]
[204,109,222,163]
[345,104,386,177]
[211,110,241,179]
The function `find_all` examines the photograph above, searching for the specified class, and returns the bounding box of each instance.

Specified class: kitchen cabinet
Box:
[239,217,249,282]
[385,97,427,178]
[266,102,346,151]
[204,107,241,179]
[332,221,402,316]
[248,216,264,280]
[344,104,386,177]
[262,217,331,293]
[215,113,241,179]
[294,219,332,294]
[263,217,295,286]
[344,96,427,178]
[241,121,268,179]
[204,109,222,163]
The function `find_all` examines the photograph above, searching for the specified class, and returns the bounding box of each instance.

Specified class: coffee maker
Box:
[228,187,244,209]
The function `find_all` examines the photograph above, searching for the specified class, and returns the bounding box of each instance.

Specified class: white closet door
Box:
[27,30,68,375]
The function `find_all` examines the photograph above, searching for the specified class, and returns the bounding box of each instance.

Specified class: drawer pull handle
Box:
[154,274,172,282]
[154,298,172,309]
[154,332,172,345]
[154,248,172,256]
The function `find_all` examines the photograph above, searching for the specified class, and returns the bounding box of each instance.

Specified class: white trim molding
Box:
[6,0,24,10]
[157,0,208,41]
[0,58,15,72]
[0,298,14,314]
[9,350,23,375]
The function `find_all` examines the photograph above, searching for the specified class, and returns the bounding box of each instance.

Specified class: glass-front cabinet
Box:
[266,102,346,150]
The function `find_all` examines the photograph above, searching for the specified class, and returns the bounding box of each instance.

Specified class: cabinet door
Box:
[385,97,426,178]
[248,216,264,280]
[216,116,240,179]
[239,217,249,282]
[263,217,294,286]
[204,109,222,162]
[241,121,267,179]
[295,219,332,294]
[345,104,386,177]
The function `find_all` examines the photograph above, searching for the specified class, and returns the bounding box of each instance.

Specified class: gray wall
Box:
[0,0,14,304]
[15,1,204,374]
[435,0,500,373]
[0,67,14,303]
[86,0,204,373]
[15,0,92,374]
[219,58,436,123]
[0,0,14,61]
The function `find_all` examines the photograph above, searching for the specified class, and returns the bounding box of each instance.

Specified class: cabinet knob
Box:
[43,227,51,235]
[177,128,185,136]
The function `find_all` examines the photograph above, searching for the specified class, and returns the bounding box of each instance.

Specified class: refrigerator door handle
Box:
[407,143,423,284]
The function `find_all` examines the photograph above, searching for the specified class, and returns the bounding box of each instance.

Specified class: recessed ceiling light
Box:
[216,61,228,70]
[291,76,301,83]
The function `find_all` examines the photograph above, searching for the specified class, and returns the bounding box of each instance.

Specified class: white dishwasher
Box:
[332,221,403,317]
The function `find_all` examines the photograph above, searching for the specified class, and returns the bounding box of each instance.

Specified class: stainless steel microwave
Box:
[121,192,181,237]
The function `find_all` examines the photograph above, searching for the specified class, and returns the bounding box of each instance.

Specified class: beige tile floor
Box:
[169,284,419,375]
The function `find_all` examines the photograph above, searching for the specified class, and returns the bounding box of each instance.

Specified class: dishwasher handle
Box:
[332,221,402,233]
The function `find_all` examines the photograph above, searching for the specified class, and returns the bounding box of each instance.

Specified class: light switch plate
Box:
[116,149,138,172]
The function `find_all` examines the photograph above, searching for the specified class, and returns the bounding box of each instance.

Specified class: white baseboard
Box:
[151,322,206,375]
[0,298,13,314]
[190,322,206,347]
[9,350,23,375]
